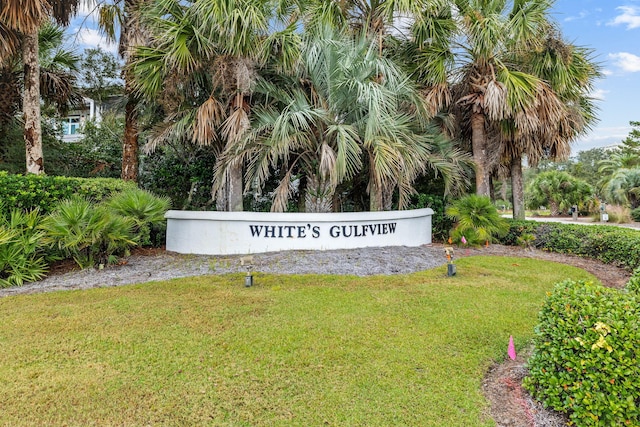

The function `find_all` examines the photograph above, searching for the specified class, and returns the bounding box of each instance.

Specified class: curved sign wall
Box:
[165,208,434,255]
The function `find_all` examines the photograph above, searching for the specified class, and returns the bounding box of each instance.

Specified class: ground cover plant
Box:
[0,257,595,426]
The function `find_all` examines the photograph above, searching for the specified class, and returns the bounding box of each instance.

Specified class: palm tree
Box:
[501,31,600,219]
[97,0,151,182]
[215,29,471,212]
[1,22,83,124]
[527,170,593,216]
[409,0,553,197]
[0,0,81,174]
[132,0,299,210]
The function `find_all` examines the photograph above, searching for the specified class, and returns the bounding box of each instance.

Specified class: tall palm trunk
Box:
[23,31,44,174]
[511,153,525,220]
[120,0,144,182]
[471,112,490,196]
[215,159,243,211]
[305,174,333,213]
[121,77,138,181]
[369,179,394,211]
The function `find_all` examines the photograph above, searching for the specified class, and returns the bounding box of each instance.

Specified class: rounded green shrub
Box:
[524,280,640,426]
[632,207,640,222]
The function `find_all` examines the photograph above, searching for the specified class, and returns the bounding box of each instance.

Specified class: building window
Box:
[62,116,81,135]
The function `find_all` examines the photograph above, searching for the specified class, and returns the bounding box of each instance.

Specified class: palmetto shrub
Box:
[446,194,509,245]
[106,188,170,246]
[0,208,48,287]
[41,198,136,268]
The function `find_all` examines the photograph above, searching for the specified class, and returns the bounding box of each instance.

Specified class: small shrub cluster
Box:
[0,208,48,287]
[499,220,640,271]
[631,207,640,222]
[0,188,170,287]
[604,204,632,224]
[524,279,640,426]
[446,195,509,246]
[0,172,137,215]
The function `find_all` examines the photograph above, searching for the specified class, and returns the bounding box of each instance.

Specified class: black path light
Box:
[241,256,254,287]
[444,247,456,276]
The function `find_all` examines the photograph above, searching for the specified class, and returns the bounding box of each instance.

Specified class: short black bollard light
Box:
[241,255,254,287]
[444,246,456,276]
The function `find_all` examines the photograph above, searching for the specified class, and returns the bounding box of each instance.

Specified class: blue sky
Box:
[552,1,640,153]
[68,1,640,155]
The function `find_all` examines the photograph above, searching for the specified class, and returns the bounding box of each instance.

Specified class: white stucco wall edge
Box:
[165,208,434,255]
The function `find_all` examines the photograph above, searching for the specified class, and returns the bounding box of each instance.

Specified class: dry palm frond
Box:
[193,97,225,145]
[319,141,337,185]
[221,98,250,144]
[483,79,507,121]
[0,0,49,33]
[270,169,296,213]
[0,23,20,62]
[212,56,256,95]
[422,82,451,117]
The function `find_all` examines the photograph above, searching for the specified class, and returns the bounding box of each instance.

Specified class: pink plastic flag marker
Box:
[508,336,517,360]
[461,236,467,245]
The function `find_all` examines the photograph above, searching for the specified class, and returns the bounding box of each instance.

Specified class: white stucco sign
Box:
[165,208,433,255]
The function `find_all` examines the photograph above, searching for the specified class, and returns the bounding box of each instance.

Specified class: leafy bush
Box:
[41,198,136,268]
[499,220,640,271]
[0,171,136,215]
[446,194,508,245]
[631,207,640,222]
[106,188,171,246]
[407,193,452,241]
[626,268,640,294]
[139,145,217,210]
[524,279,640,426]
[0,208,48,287]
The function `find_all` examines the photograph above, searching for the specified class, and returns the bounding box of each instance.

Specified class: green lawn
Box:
[0,256,596,426]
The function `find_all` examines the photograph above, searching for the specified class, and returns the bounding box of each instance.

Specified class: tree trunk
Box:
[305,174,333,213]
[471,112,490,196]
[121,92,138,181]
[511,154,525,220]
[369,179,394,211]
[215,159,244,211]
[23,31,44,175]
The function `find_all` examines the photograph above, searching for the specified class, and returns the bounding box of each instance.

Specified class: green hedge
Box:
[0,172,137,215]
[407,193,453,241]
[524,279,640,426]
[499,220,640,271]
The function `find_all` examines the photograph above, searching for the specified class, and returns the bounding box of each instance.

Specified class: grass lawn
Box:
[0,256,596,426]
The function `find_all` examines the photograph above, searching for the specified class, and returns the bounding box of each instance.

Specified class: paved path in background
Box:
[503,215,640,230]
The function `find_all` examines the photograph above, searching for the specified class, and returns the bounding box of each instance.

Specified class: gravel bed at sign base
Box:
[0,245,450,297]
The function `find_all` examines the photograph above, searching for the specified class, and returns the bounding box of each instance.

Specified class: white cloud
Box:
[78,3,100,21]
[608,6,640,29]
[590,88,608,100]
[601,69,613,76]
[564,10,589,22]
[609,52,640,72]
[73,27,119,54]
